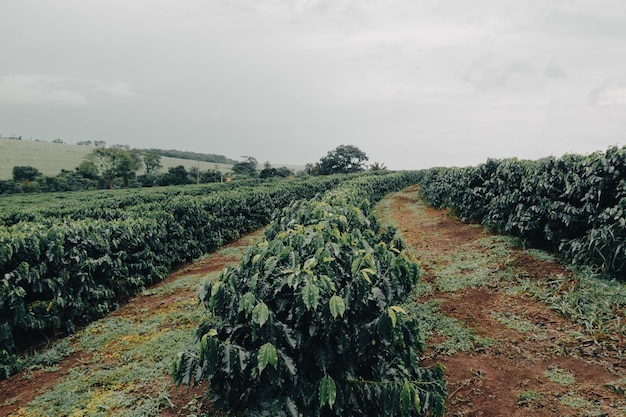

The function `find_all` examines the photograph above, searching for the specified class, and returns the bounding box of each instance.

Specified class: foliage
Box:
[0,175,351,379]
[156,165,192,186]
[86,148,142,189]
[260,166,294,179]
[316,145,369,175]
[173,172,446,417]
[418,146,626,280]
[12,166,41,182]
[232,156,259,177]
[143,148,238,165]
[142,150,162,174]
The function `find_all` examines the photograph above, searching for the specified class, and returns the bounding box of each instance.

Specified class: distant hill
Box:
[142,148,238,165]
[0,138,235,180]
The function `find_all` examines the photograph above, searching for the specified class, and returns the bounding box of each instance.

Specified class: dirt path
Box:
[382,186,626,417]
[0,230,263,417]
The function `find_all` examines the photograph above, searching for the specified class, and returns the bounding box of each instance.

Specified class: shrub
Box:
[174,175,446,416]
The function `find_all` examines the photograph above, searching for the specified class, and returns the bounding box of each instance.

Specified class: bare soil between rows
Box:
[389,187,625,417]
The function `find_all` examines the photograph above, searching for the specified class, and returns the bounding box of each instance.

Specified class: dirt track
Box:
[384,186,626,417]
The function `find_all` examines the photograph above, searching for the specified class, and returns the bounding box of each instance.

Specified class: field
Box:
[1,184,624,416]
[1,148,626,416]
[0,139,233,179]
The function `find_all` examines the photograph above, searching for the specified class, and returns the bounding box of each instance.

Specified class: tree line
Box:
[1,144,384,195]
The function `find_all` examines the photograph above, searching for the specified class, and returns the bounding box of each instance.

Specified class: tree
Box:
[157,165,191,186]
[86,148,141,189]
[232,156,258,177]
[76,160,99,179]
[142,151,162,174]
[201,169,222,183]
[12,166,41,182]
[369,161,387,171]
[259,165,294,179]
[316,144,369,175]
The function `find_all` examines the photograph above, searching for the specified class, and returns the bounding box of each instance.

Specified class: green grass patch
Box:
[517,389,542,405]
[558,392,594,409]
[11,246,241,416]
[544,366,576,387]
[407,295,495,357]
[491,312,542,334]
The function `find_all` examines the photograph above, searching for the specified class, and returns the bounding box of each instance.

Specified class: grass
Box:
[0,138,233,179]
[544,366,576,387]
[383,187,626,349]
[517,390,542,405]
[491,312,543,334]
[8,237,256,417]
[377,187,626,416]
[507,266,626,346]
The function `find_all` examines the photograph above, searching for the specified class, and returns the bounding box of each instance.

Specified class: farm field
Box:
[0,139,234,179]
[2,185,624,415]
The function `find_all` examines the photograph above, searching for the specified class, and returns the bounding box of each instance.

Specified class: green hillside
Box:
[0,139,233,179]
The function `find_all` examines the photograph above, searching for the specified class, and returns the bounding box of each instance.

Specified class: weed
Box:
[517,390,541,405]
[22,339,75,369]
[607,378,626,397]
[491,312,542,334]
[544,366,575,387]
[559,392,594,409]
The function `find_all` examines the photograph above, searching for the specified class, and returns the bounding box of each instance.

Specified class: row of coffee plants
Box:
[418,145,626,280]
[0,176,352,379]
[0,177,272,227]
[174,172,446,416]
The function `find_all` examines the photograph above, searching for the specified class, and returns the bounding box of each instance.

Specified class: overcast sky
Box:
[2,0,626,169]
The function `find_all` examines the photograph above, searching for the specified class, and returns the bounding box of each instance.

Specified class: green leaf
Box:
[400,380,420,416]
[303,257,317,271]
[377,310,393,343]
[389,305,407,314]
[239,292,256,315]
[351,256,362,277]
[257,342,278,374]
[252,301,270,327]
[329,294,345,319]
[302,281,320,311]
[387,307,397,328]
[318,374,337,409]
[361,267,376,283]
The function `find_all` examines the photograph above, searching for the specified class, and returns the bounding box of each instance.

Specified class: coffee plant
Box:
[418,145,626,280]
[173,173,446,416]
[0,176,350,379]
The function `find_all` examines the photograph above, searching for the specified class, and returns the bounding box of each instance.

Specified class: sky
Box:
[1,0,626,170]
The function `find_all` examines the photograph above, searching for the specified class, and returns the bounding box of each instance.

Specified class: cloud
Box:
[95,81,135,97]
[0,75,135,105]
[0,74,87,105]
[459,55,544,92]
[540,2,626,38]
[587,75,626,106]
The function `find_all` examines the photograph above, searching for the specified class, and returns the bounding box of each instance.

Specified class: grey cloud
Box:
[0,75,135,105]
[541,10,626,38]
[0,75,87,105]
[587,75,626,106]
